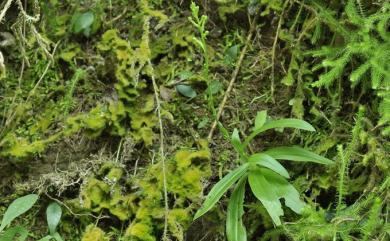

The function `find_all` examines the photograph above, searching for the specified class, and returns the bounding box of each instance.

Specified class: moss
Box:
[81,225,109,241]
[96,26,157,146]
[126,223,155,241]
[124,140,212,241]
[81,163,135,221]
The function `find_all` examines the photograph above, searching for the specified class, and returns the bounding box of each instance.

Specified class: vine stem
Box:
[207,14,258,141]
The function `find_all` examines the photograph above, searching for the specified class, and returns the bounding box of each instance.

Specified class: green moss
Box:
[124,140,212,241]
[96,26,157,145]
[81,164,135,221]
[81,225,109,241]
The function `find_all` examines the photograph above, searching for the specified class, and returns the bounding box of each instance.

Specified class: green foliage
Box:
[39,202,63,241]
[284,177,389,241]
[0,0,388,240]
[283,106,389,241]
[125,140,212,241]
[71,11,95,37]
[194,111,333,239]
[96,27,158,145]
[76,141,211,241]
[176,84,197,98]
[309,0,390,135]
[188,2,216,115]
[60,68,86,115]
[0,195,64,241]
[0,194,38,233]
[80,163,135,221]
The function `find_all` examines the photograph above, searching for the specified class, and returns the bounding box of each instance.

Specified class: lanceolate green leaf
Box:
[248,170,283,226]
[264,146,333,165]
[248,153,290,178]
[194,164,249,220]
[231,128,245,157]
[243,119,315,148]
[0,194,39,232]
[46,202,62,235]
[226,178,247,241]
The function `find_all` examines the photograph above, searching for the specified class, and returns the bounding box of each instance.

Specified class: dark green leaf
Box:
[194,164,249,220]
[264,146,333,165]
[0,194,38,232]
[226,178,247,241]
[176,84,197,98]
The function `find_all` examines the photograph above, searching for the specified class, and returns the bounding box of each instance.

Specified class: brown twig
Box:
[207,14,258,141]
[271,1,289,101]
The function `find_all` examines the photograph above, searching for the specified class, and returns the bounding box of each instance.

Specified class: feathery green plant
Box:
[283,106,388,241]
[309,0,390,135]
[336,106,365,213]
[194,110,333,240]
[61,68,86,116]
[188,2,216,116]
[284,176,389,241]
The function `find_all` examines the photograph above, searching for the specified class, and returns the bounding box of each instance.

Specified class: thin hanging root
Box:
[150,59,170,240]
[208,14,258,141]
[0,51,4,75]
